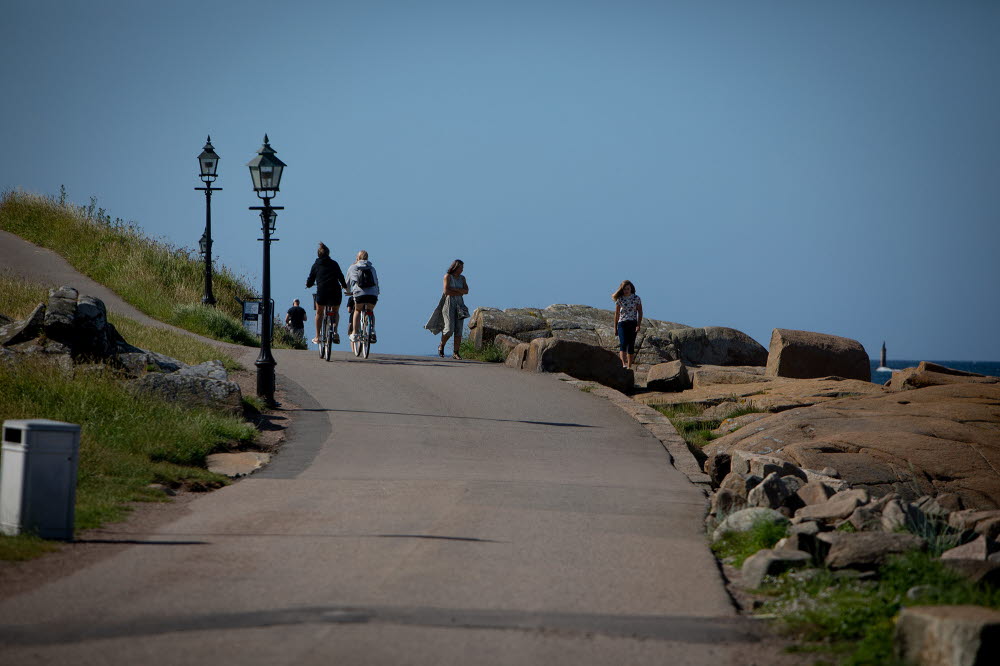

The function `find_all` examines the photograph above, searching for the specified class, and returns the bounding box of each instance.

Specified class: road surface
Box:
[0,230,795,664]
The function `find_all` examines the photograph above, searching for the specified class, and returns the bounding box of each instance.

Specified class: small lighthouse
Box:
[876,341,890,372]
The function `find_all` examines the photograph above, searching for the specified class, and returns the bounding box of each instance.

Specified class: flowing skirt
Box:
[424,294,466,336]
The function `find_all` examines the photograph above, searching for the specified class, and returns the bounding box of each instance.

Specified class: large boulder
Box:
[492,334,521,357]
[468,308,548,349]
[705,383,1000,510]
[822,531,926,570]
[522,337,633,393]
[664,327,768,366]
[645,360,691,392]
[134,369,243,415]
[43,286,80,344]
[766,328,870,382]
[889,361,999,391]
[504,342,530,370]
[894,605,1000,666]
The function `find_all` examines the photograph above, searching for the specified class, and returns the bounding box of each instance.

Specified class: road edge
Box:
[552,375,713,491]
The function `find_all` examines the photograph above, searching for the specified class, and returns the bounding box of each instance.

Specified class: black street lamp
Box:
[247,135,286,406]
[195,136,222,306]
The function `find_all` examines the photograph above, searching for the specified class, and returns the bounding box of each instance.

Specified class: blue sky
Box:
[3,0,998,360]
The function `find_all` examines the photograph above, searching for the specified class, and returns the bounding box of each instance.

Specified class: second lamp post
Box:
[247,135,286,406]
[196,136,222,306]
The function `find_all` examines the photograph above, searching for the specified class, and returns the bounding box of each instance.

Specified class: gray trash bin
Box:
[1,419,81,540]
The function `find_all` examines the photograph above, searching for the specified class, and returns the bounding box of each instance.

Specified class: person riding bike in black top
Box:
[305,242,349,345]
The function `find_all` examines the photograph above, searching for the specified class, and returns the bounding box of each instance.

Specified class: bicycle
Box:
[352,308,373,359]
[318,308,337,362]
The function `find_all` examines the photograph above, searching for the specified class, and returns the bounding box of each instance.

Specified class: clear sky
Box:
[3,0,998,361]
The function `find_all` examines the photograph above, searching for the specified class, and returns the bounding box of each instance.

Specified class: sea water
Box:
[869,360,1000,384]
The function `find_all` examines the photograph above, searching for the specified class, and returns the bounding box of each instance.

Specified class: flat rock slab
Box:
[636,375,885,412]
[704,384,1000,510]
[207,452,272,478]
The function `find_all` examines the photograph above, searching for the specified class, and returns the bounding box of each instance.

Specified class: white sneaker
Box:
[349,333,358,342]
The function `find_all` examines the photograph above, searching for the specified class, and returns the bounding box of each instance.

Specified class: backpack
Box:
[357,266,375,289]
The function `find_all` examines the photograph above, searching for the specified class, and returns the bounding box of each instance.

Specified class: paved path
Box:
[0,230,790,664]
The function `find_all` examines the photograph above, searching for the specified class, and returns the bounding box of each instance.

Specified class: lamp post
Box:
[247,135,286,406]
[195,136,222,306]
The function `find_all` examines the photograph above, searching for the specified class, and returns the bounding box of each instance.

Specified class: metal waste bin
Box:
[1,419,81,540]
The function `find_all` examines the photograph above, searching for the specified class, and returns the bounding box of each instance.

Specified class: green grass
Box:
[0,358,257,560]
[711,517,789,567]
[172,303,260,347]
[459,337,507,362]
[760,551,1000,665]
[654,403,721,448]
[653,403,705,419]
[0,190,304,350]
[655,400,768,449]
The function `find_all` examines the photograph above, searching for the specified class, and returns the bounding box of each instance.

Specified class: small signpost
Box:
[239,298,274,340]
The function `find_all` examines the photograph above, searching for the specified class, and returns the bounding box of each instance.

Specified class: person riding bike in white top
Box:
[346,250,380,344]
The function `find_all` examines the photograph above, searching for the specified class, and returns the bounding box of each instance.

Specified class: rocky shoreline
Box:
[472,304,1000,514]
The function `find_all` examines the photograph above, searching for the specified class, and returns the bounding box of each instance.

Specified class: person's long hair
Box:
[447,259,464,275]
[356,249,369,261]
[612,280,637,301]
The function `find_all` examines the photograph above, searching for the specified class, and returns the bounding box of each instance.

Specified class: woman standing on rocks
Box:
[613,279,642,370]
[424,259,470,359]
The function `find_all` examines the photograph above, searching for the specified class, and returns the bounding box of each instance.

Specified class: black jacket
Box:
[306,256,348,306]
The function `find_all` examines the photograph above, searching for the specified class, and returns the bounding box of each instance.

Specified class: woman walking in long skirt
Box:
[425,259,470,359]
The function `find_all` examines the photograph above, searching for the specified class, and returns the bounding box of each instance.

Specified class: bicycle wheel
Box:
[353,314,363,357]
[361,311,371,359]
[319,315,328,359]
[324,317,334,362]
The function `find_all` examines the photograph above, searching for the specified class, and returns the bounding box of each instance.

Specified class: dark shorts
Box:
[617,320,638,355]
[314,288,343,308]
[354,295,378,306]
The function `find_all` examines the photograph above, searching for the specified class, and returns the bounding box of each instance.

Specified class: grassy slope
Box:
[0,190,303,349]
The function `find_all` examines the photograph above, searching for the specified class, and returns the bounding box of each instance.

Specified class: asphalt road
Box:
[0,231,782,664]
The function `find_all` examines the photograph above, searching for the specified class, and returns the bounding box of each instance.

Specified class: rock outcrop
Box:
[889,361,999,391]
[704,383,1000,509]
[664,326,768,367]
[637,374,885,411]
[766,328,871,382]
[470,305,766,368]
[1,287,241,414]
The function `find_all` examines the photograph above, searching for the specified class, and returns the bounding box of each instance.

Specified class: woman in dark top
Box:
[305,242,348,345]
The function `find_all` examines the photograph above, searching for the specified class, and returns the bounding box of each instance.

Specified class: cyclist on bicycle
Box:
[346,249,379,344]
[305,242,349,345]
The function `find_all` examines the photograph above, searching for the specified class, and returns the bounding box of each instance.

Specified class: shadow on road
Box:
[1,603,763,647]
[291,407,596,429]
